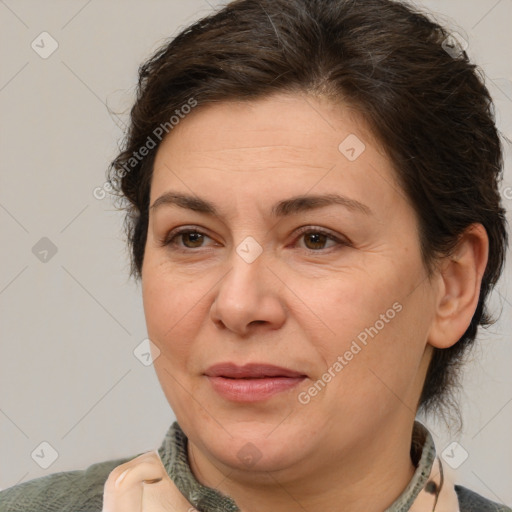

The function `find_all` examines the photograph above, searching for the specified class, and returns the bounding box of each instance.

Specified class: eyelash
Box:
[160,225,350,253]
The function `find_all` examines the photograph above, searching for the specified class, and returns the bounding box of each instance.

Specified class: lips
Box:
[204,362,306,379]
[204,363,307,402]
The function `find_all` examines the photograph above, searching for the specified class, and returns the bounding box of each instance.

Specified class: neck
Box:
[187,418,417,512]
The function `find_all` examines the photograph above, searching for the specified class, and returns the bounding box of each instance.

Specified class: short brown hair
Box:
[108,0,508,415]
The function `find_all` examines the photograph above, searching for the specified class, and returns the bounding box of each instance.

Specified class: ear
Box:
[427,223,489,349]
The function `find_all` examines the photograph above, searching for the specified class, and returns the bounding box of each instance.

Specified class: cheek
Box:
[141,263,209,362]
[297,260,428,401]
[299,265,403,349]
[142,268,209,413]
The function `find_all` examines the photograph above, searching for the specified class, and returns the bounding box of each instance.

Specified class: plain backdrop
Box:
[1,0,511,506]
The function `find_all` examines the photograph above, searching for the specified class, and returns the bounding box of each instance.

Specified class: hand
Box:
[102,450,197,512]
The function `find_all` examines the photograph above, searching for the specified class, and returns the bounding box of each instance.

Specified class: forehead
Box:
[155,93,375,160]
[150,92,402,215]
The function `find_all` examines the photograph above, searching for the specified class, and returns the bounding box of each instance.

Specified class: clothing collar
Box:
[157,420,457,512]
[386,421,437,511]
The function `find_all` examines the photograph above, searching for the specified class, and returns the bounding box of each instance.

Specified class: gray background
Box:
[1,0,511,506]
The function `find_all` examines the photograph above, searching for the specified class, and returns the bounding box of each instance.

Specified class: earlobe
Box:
[427,224,489,349]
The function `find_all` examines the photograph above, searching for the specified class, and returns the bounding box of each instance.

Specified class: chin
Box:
[185,413,317,474]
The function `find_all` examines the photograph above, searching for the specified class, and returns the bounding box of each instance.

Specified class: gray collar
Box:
[157,421,436,512]
[385,421,437,511]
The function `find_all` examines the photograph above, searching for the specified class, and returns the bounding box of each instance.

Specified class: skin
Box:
[113,92,488,512]
[103,451,195,512]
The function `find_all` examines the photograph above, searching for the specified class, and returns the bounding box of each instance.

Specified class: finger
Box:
[142,477,198,512]
[102,451,168,512]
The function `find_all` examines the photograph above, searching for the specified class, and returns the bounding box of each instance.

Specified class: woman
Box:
[1,0,510,510]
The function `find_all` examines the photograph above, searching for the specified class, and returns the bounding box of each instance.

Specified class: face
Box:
[142,92,438,480]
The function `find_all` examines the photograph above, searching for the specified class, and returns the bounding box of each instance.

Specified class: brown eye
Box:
[295,228,345,251]
[303,232,330,250]
[180,232,205,248]
[161,227,219,252]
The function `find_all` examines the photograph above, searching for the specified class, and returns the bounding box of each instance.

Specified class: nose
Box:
[209,248,287,336]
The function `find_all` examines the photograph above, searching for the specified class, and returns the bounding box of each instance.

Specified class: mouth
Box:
[204,363,308,402]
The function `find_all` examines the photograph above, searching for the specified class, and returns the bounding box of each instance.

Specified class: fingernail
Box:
[143,477,163,484]
[115,469,130,488]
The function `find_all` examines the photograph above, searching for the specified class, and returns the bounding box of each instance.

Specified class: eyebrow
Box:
[150,191,372,217]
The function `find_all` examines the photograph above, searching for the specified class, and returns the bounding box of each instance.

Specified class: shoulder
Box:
[456,485,512,512]
[0,454,139,512]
